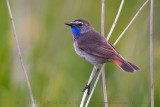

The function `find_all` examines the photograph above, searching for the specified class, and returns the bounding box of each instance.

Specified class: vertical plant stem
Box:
[101,64,108,107]
[150,0,154,107]
[101,0,108,107]
[85,65,104,107]
[101,0,105,37]
[6,0,35,107]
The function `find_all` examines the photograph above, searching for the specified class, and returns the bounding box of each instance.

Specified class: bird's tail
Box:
[112,56,140,72]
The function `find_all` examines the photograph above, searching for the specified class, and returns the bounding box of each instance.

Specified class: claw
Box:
[82,84,90,95]
[96,68,99,72]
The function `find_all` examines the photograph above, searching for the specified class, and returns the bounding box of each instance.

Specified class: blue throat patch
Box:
[71,26,81,41]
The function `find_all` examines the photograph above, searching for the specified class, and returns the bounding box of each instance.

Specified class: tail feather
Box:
[128,62,140,71]
[112,57,140,72]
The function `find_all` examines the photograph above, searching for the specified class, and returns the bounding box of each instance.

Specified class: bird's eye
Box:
[78,23,83,26]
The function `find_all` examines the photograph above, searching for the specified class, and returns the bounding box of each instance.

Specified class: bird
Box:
[65,19,140,94]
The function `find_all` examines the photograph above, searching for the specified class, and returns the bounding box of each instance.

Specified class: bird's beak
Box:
[65,23,72,26]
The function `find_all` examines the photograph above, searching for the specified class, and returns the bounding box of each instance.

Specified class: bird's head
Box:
[65,19,93,40]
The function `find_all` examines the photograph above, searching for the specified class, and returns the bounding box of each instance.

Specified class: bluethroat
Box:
[65,19,140,94]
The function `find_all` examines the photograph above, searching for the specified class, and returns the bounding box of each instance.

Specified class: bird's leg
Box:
[82,66,99,95]
[82,84,91,95]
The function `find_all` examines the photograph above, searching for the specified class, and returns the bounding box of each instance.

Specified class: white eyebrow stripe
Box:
[74,21,83,24]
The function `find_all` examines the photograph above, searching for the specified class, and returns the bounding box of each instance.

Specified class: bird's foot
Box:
[96,68,99,72]
[82,84,90,95]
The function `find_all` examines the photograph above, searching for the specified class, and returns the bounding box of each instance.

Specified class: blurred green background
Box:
[0,0,160,107]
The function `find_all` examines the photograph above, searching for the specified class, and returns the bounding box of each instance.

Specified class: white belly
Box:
[73,42,99,65]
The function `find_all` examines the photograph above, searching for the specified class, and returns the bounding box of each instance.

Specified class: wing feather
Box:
[77,31,118,59]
